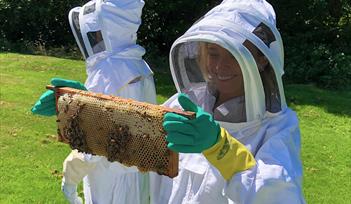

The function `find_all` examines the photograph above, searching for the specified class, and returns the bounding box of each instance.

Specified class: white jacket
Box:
[80,75,156,204]
[150,0,305,203]
[147,92,305,204]
[64,0,157,203]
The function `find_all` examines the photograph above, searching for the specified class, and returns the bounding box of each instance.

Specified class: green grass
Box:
[1,53,350,203]
[285,85,351,203]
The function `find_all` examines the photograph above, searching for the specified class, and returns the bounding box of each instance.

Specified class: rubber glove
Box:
[163,93,220,153]
[203,127,256,180]
[31,78,87,116]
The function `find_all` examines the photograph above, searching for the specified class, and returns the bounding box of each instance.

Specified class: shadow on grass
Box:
[153,70,351,117]
[285,84,351,117]
[152,71,351,118]
[0,42,84,61]
[152,77,351,117]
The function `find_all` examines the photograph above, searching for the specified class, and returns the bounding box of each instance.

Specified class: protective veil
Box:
[149,0,306,203]
[64,0,156,203]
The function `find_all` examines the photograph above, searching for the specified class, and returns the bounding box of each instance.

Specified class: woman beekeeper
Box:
[150,0,306,203]
[32,0,156,203]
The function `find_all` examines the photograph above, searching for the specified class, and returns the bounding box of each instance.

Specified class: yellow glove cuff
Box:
[203,127,256,180]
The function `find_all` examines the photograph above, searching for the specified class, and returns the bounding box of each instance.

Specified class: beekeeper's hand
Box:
[163,93,256,180]
[31,78,87,116]
[62,150,101,204]
[163,93,220,153]
[61,182,83,204]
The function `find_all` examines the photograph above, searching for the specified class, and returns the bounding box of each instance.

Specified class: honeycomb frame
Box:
[49,86,195,178]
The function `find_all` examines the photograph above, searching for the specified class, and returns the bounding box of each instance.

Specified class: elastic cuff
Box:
[203,127,256,180]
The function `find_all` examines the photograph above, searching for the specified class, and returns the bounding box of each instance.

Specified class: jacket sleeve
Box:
[62,150,140,185]
[224,121,306,204]
[62,150,102,185]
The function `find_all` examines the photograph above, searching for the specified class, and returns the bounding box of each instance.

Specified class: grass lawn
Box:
[1,53,350,203]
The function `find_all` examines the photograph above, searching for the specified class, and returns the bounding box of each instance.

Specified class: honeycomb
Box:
[52,86,194,178]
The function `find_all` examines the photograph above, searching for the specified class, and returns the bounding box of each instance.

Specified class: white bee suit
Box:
[63,0,156,203]
[148,0,305,203]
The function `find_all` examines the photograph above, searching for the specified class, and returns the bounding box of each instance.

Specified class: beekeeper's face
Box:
[205,43,244,98]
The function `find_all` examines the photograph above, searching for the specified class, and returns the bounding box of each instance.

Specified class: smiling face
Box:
[205,43,244,103]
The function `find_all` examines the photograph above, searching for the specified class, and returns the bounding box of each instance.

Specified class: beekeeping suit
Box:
[149,0,306,203]
[62,0,156,203]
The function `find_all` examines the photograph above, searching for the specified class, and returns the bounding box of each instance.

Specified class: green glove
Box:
[31,78,87,116]
[163,93,220,153]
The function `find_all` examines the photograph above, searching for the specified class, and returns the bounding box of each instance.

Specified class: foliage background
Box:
[1,0,350,90]
[0,1,351,203]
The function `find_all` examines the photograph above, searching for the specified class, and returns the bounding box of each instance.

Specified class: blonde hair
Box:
[197,42,210,81]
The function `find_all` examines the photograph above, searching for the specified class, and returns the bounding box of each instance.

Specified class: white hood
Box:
[68,0,153,94]
[169,0,286,124]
